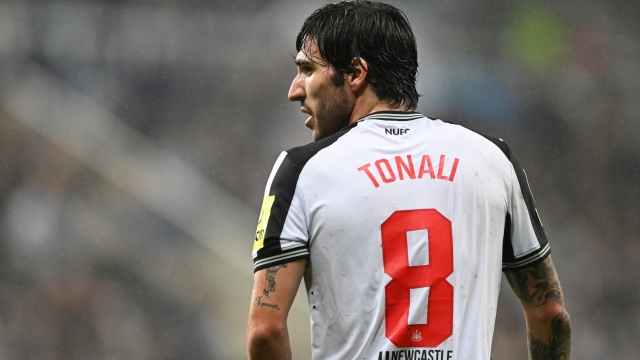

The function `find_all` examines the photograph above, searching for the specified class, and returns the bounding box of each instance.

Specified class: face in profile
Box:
[288,41,354,141]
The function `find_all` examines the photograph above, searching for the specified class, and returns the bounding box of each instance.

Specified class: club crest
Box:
[411,330,422,342]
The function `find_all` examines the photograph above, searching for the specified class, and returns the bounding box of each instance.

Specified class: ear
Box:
[347,57,368,93]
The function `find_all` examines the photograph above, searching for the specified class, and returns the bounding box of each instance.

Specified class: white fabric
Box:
[257,115,548,359]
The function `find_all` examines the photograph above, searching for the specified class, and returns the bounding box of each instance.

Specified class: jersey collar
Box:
[357,110,424,122]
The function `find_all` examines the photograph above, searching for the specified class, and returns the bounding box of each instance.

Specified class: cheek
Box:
[307,73,332,97]
[306,79,320,98]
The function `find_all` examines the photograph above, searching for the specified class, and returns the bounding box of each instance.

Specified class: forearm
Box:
[525,306,571,360]
[505,256,571,360]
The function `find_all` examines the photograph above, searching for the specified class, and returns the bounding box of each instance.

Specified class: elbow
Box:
[533,302,570,325]
[248,322,285,346]
[526,301,571,336]
[247,321,288,359]
[526,305,571,354]
[553,309,571,335]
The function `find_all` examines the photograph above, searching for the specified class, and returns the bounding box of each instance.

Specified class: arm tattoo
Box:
[263,263,287,297]
[528,311,571,360]
[505,258,563,307]
[505,258,571,359]
[252,263,288,310]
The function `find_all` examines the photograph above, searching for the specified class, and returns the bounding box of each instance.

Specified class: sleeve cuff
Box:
[253,247,310,272]
[502,243,551,271]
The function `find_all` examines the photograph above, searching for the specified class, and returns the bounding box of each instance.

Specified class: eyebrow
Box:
[295,59,313,66]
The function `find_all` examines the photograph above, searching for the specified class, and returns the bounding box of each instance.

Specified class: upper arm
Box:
[253,152,310,273]
[504,255,563,310]
[248,259,307,329]
[249,151,311,335]
[247,259,306,360]
[502,148,550,271]
[498,144,571,356]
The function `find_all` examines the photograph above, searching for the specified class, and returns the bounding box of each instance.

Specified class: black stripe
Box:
[479,134,550,270]
[502,212,516,265]
[254,125,356,266]
[258,154,299,257]
[480,134,509,158]
[509,152,549,245]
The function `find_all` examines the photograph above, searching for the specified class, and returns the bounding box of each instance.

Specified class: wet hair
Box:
[296,0,419,110]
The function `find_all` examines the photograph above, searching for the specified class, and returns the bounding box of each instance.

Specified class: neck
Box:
[347,88,412,124]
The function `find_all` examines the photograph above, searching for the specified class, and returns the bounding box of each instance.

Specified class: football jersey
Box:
[252,111,550,360]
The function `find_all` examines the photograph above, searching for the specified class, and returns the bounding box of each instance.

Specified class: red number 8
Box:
[382,209,454,347]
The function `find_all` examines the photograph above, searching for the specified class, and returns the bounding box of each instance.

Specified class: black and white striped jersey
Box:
[252,111,550,360]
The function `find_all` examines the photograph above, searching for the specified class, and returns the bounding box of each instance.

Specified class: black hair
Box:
[296,0,419,110]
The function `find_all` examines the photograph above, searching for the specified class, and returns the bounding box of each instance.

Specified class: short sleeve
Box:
[252,151,310,272]
[502,149,551,270]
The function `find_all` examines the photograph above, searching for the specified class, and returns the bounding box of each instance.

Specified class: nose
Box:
[288,74,305,102]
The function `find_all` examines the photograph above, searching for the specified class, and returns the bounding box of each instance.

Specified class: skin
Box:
[504,256,571,359]
[247,260,306,360]
[287,39,404,141]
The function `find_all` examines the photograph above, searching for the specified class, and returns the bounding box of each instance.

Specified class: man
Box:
[247,1,571,359]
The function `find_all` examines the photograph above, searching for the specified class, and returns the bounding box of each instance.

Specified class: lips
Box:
[301,104,314,129]
[305,115,314,129]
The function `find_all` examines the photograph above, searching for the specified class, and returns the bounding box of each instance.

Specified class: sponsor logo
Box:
[253,195,275,251]
[385,128,410,135]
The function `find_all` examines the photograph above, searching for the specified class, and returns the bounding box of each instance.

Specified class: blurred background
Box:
[0,0,637,358]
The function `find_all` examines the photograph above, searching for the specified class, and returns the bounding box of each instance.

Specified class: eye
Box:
[299,65,313,75]
[295,60,314,76]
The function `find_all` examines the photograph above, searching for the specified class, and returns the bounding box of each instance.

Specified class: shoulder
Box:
[283,124,356,169]
[431,118,513,161]
[265,125,356,194]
